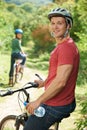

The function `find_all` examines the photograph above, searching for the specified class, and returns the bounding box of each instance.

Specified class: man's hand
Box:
[26,100,40,114]
[34,80,45,88]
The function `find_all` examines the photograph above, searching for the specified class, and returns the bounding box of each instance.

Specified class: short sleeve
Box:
[58,44,74,66]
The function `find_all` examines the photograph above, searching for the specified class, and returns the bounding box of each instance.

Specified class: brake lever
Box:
[35,74,43,80]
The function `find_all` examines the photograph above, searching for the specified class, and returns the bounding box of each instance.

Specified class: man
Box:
[9,29,26,85]
[24,8,80,130]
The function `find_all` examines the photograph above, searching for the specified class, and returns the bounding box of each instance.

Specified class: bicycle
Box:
[11,59,24,87]
[0,74,59,130]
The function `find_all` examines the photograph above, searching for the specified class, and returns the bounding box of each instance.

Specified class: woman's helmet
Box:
[15,29,23,34]
[48,8,73,28]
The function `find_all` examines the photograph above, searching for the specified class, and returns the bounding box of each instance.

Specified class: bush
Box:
[31,25,55,56]
[75,97,87,130]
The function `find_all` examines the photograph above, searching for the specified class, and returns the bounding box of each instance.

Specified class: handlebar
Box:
[0,73,43,104]
[0,73,43,111]
[0,82,38,97]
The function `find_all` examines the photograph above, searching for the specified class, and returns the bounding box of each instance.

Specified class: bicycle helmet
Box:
[48,8,73,28]
[15,29,23,34]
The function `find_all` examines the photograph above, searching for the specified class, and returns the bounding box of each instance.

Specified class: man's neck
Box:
[55,35,70,45]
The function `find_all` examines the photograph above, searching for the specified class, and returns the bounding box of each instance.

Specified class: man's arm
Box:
[37,64,73,104]
[26,64,73,114]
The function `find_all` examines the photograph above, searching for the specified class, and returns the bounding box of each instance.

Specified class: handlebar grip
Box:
[0,90,13,97]
[28,82,39,88]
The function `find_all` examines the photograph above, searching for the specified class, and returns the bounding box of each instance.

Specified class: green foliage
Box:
[77,0,87,19]
[26,53,49,72]
[21,3,37,13]
[75,96,87,130]
[53,0,73,5]
[76,34,87,85]
[0,53,10,86]
[0,0,87,51]
[39,52,50,61]
[7,4,16,11]
[70,5,82,41]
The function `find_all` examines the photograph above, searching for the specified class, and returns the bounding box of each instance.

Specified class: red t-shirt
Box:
[44,38,80,106]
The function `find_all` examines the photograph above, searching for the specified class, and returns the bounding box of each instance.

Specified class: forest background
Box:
[0,0,87,129]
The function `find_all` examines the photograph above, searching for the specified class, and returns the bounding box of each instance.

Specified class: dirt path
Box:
[0,67,44,121]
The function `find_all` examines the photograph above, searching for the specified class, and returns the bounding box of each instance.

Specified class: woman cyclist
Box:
[8,29,26,85]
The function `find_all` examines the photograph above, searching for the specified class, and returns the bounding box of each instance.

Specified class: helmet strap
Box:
[63,29,69,38]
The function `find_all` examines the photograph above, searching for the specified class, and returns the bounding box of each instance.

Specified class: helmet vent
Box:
[53,9,55,11]
[61,9,66,12]
[56,8,60,11]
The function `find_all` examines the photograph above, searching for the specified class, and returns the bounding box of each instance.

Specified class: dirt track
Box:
[0,67,44,121]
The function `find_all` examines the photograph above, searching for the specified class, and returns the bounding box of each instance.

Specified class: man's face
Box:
[50,16,67,38]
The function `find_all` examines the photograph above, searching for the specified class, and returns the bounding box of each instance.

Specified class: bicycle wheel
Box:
[0,115,24,130]
[14,63,23,84]
[15,72,23,83]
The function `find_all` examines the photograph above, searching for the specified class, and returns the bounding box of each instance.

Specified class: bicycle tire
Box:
[0,115,24,130]
[13,63,23,84]
[15,72,23,83]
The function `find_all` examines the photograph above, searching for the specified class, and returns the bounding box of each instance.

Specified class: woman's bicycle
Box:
[10,59,24,87]
[12,52,27,86]
[0,74,59,130]
[14,59,23,83]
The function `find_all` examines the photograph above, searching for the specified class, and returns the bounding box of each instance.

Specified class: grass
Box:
[27,58,48,75]
[0,53,10,86]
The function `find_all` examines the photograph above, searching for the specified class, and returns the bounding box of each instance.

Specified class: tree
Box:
[31,25,55,56]
[53,0,75,4]
[77,0,87,22]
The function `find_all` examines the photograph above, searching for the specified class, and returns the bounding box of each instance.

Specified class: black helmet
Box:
[48,8,73,27]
